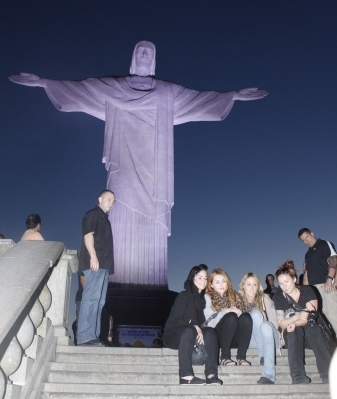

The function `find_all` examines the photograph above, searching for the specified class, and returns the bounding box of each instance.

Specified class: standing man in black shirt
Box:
[298,227,337,334]
[77,189,115,346]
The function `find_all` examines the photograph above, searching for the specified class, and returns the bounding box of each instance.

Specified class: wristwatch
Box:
[326,276,334,281]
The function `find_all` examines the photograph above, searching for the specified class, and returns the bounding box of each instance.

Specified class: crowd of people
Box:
[163,227,337,385]
[3,207,336,388]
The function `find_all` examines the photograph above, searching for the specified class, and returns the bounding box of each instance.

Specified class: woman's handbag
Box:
[191,339,208,365]
[191,316,217,365]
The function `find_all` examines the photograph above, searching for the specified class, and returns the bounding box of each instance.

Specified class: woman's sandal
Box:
[237,359,251,366]
[220,358,237,366]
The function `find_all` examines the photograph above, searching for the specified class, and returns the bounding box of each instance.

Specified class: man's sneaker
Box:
[257,377,274,384]
[206,376,223,385]
[78,339,104,346]
[292,376,311,384]
[180,376,206,385]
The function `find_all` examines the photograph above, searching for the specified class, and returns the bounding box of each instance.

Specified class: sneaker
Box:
[78,339,104,346]
[206,376,223,385]
[257,377,274,384]
[322,376,329,384]
[292,376,311,384]
[180,376,206,385]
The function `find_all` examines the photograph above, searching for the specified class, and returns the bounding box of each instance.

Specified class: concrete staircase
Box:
[42,346,330,398]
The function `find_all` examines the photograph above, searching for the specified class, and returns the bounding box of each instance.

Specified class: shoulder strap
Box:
[283,292,303,312]
[202,312,218,327]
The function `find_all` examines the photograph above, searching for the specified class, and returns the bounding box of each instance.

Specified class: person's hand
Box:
[287,322,296,332]
[8,73,45,87]
[233,88,268,101]
[194,325,204,345]
[226,307,239,315]
[324,279,334,294]
[90,255,100,271]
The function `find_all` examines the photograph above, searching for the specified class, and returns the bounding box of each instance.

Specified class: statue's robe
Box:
[44,76,235,286]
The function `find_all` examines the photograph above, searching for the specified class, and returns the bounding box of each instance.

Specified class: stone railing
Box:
[0,240,78,399]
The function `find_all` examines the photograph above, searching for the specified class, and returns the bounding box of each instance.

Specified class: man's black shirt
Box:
[79,206,114,274]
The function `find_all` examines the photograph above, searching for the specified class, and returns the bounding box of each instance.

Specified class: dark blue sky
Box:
[1,0,337,292]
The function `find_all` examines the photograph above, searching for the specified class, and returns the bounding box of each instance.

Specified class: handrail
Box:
[0,241,78,399]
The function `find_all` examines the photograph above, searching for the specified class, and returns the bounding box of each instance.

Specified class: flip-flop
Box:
[220,358,237,366]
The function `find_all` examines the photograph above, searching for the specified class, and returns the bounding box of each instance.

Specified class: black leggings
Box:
[215,312,252,360]
[178,325,219,378]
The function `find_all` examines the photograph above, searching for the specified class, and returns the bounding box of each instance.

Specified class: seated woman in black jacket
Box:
[163,264,222,385]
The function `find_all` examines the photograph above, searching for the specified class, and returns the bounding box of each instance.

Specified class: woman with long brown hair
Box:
[204,269,252,365]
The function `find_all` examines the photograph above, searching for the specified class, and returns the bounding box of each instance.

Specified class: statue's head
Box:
[130,41,156,77]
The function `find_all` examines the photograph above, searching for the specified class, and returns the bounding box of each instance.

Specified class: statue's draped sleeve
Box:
[173,85,235,124]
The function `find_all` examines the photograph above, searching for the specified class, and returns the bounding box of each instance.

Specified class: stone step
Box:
[55,346,319,366]
[42,382,330,398]
[43,346,328,399]
[49,361,320,374]
[48,369,324,385]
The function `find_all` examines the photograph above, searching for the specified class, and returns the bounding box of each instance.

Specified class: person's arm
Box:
[276,309,309,332]
[83,232,99,271]
[303,270,309,285]
[327,254,337,292]
[305,299,318,312]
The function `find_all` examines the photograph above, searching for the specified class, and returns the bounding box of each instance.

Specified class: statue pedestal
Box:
[105,283,178,346]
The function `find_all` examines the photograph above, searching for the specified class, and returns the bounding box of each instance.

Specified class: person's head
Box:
[265,274,275,288]
[185,264,208,293]
[206,269,232,296]
[0,233,5,239]
[275,260,298,294]
[130,41,156,77]
[98,190,115,213]
[298,227,317,247]
[206,269,237,310]
[239,272,265,310]
[25,214,41,230]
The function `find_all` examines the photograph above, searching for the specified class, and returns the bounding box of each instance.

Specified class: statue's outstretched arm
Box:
[233,88,268,101]
[8,73,46,88]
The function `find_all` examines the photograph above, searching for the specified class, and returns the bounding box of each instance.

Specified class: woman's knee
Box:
[250,309,264,325]
[203,327,217,341]
[180,325,197,341]
[260,321,273,338]
[239,312,252,327]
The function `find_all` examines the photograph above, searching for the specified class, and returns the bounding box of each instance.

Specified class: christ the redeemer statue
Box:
[9,41,267,287]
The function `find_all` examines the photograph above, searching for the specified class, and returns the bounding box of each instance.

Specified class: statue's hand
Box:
[234,88,268,101]
[8,73,45,87]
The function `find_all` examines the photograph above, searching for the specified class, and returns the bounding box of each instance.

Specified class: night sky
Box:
[1,0,337,294]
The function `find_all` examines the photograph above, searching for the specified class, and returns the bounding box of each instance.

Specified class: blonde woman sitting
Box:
[204,269,252,366]
[239,272,280,384]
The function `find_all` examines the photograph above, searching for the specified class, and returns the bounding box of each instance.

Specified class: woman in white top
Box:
[204,269,252,366]
[239,272,280,384]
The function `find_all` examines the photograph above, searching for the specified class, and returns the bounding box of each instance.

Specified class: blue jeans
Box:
[249,310,279,382]
[77,268,109,345]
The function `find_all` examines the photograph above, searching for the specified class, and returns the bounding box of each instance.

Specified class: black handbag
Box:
[191,339,208,365]
[284,292,336,356]
[191,313,220,365]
